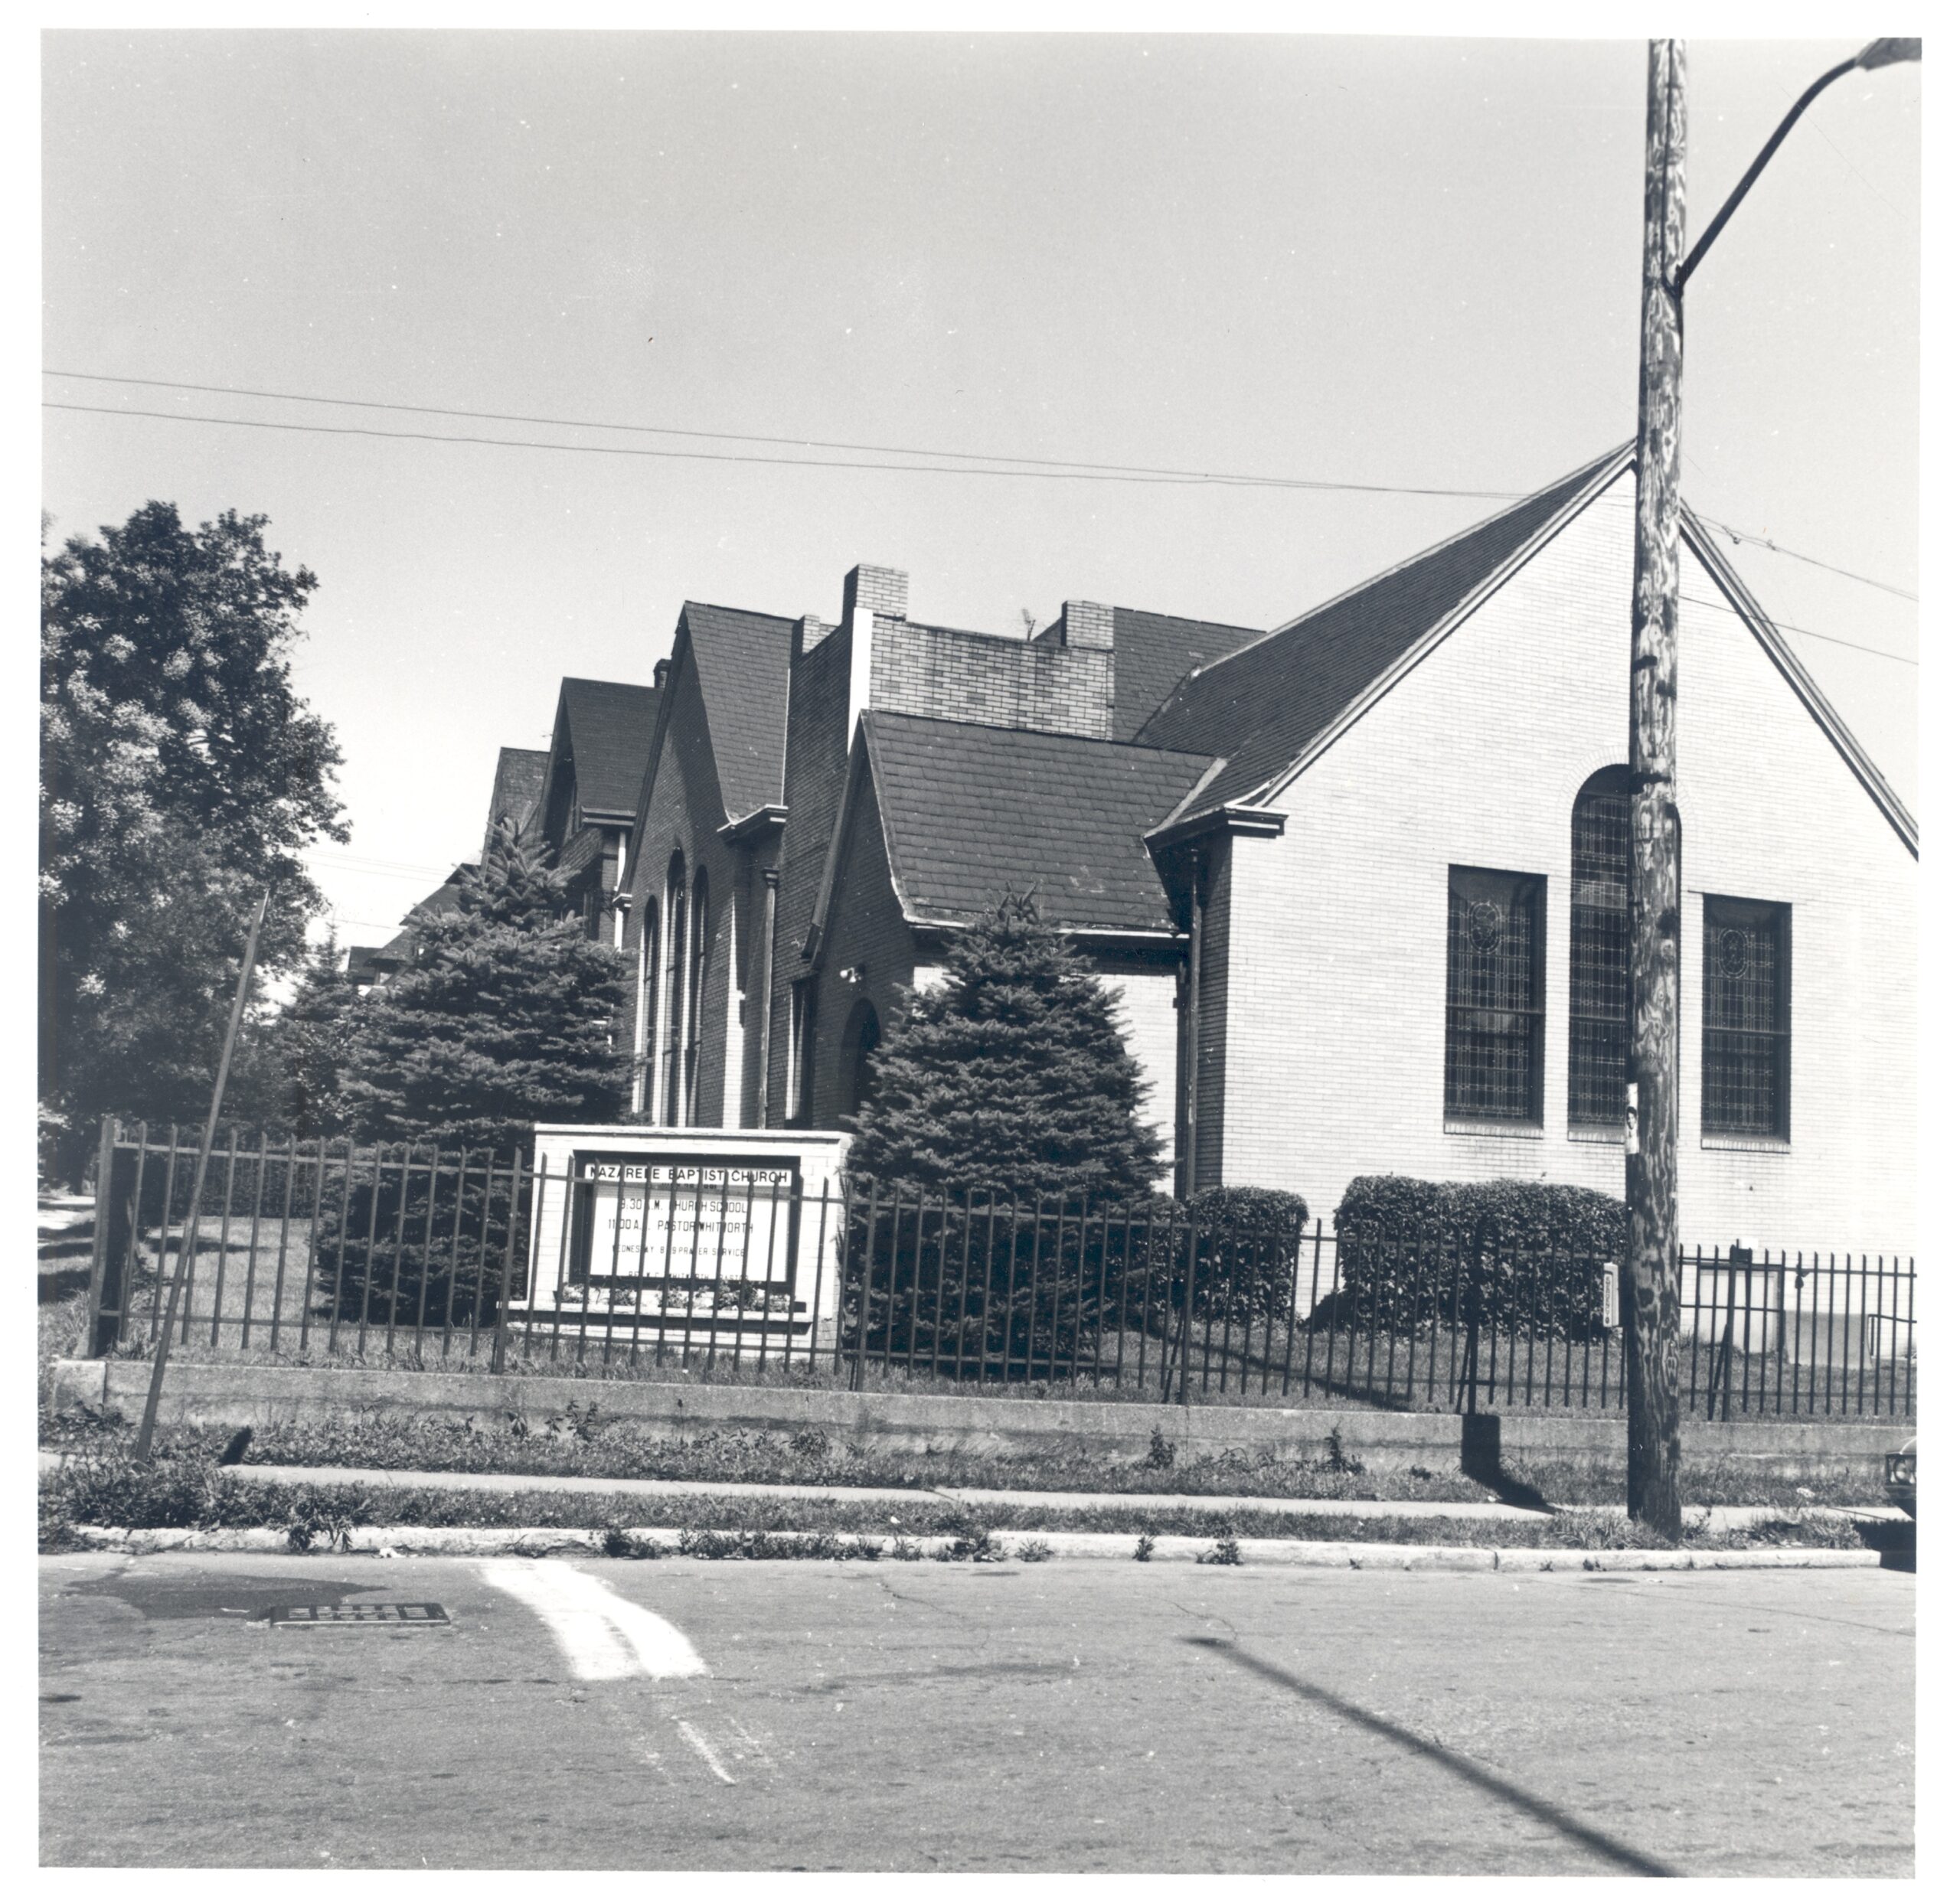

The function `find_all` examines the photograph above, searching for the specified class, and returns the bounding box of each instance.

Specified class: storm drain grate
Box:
[266,1602,451,1627]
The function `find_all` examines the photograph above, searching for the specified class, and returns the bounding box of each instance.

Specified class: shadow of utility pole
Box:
[1187,1637,1677,1878]
[1459,1412,1555,1511]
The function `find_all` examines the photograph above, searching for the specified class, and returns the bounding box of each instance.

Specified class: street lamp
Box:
[1623,38,1919,1538]
[1676,39,1922,292]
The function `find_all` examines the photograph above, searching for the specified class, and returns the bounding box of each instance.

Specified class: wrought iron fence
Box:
[81,1118,1916,1417]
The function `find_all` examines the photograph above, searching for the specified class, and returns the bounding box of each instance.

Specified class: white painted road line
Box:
[479,1562,708,1682]
[676,1719,737,1784]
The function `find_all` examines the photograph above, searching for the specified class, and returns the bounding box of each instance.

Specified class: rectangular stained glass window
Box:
[1702,896,1790,1138]
[1446,867,1546,1124]
[1568,788,1631,1124]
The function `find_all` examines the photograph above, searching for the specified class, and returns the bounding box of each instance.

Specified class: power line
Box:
[1592,489,1917,603]
[52,398,1411,490]
[47,370,1920,602]
[1693,514,1918,602]
[43,370,1523,499]
[1679,591,1916,666]
[303,850,464,880]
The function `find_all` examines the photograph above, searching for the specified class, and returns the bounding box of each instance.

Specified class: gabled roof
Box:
[557,677,662,818]
[483,746,547,853]
[677,602,796,822]
[816,712,1218,940]
[1111,606,1263,739]
[1682,514,1916,857]
[375,864,471,966]
[1138,442,1632,824]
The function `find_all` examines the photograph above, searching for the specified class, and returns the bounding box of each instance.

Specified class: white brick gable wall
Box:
[1211,468,1916,1258]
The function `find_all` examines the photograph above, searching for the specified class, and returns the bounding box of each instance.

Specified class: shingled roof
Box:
[482,746,547,853]
[1111,606,1263,739]
[677,602,796,822]
[558,677,662,818]
[1138,442,1632,826]
[856,713,1219,934]
[374,865,471,967]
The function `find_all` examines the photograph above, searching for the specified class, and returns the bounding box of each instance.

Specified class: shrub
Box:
[38,1442,259,1546]
[1124,1186,1308,1332]
[1331,1175,1624,1340]
[846,1181,1306,1379]
[846,893,1164,1203]
[315,1147,534,1332]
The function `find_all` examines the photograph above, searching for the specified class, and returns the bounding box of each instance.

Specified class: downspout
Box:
[756,867,780,1128]
[1184,849,1206,1199]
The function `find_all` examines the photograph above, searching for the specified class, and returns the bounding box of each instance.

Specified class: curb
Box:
[64,1523,1887,1571]
[38,1454,1911,1533]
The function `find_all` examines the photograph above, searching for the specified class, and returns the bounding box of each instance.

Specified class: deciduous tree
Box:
[39,502,344,1176]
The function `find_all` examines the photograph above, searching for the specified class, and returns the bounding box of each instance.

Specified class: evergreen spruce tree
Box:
[264,928,360,1140]
[339,821,629,1150]
[846,890,1163,1203]
[843,894,1163,1373]
[320,822,629,1324]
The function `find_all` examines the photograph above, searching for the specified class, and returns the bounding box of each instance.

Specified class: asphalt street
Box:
[41,1552,1913,1874]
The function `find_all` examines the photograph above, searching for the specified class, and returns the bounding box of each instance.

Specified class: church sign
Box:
[570,1152,802,1306]
[518,1124,852,1350]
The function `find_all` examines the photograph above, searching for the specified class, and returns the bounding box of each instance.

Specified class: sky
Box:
[41,30,1920,953]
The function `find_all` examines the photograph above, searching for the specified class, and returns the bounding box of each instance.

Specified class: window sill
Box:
[1700,1133,1792,1155]
[1444,1119,1544,1140]
[1566,1124,1624,1145]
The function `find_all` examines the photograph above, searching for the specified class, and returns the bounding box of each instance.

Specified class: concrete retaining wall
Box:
[51,1359,1903,1476]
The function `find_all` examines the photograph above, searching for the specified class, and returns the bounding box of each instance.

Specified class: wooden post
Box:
[1625,38,1687,1539]
[134,891,269,1459]
[83,1115,126,1358]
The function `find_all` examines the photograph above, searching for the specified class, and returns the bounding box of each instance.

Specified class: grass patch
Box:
[42,1401,1896,1514]
[40,1429,1907,1557]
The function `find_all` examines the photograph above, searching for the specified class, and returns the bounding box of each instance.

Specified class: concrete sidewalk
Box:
[41,1451,1907,1532]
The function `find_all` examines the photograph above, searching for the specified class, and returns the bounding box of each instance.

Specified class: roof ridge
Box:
[1112,604,1263,633]
[1165,439,1634,699]
[681,599,800,627]
[560,674,661,694]
[862,706,1220,765]
[1681,508,1916,856]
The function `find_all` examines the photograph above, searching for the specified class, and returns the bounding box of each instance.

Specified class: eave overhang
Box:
[1145,804,1288,853]
[718,804,789,846]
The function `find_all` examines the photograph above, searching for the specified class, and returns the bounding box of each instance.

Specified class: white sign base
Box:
[518,1124,852,1352]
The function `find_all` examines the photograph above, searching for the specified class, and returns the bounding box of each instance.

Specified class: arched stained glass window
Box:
[684,866,709,1124]
[1568,768,1632,1126]
[635,903,660,1121]
[662,853,688,1125]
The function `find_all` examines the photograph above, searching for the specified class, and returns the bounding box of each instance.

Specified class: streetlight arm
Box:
[1673,56,1857,293]
[1674,38,1920,295]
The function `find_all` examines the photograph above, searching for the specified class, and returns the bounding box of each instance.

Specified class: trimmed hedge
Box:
[1163,1186,1310,1327]
[1332,1175,1624,1340]
[847,1182,1309,1376]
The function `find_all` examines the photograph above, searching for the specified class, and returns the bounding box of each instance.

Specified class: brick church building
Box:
[580,442,1913,1255]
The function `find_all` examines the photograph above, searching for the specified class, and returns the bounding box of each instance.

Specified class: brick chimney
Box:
[841,564,909,622]
[1037,599,1115,649]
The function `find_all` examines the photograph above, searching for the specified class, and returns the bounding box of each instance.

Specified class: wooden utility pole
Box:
[1625,39,1687,1539]
[135,890,269,1460]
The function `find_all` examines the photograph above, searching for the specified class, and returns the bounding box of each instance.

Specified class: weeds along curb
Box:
[64,1523,1886,1571]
